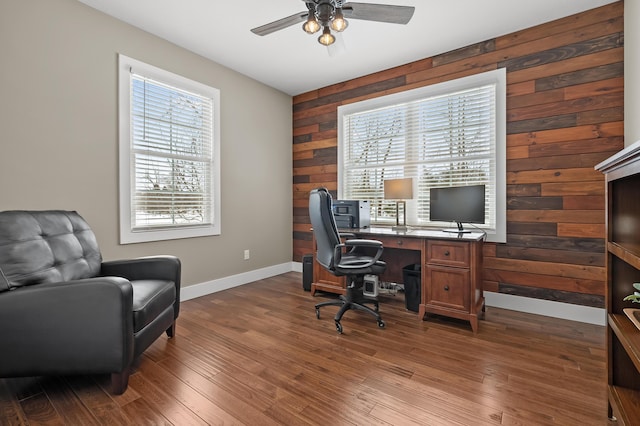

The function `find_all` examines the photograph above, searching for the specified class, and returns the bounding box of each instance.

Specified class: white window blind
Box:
[119,54,221,243]
[131,74,213,230]
[339,68,506,242]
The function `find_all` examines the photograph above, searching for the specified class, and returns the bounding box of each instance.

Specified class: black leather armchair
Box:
[0,210,180,394]
[309,188,387,333]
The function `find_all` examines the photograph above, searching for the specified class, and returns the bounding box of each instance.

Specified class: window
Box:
[338,68,506,242]
[118,54,220,244]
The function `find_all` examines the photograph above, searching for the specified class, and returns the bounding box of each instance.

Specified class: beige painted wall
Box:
[625,0,640,146]
[0,0,293,287]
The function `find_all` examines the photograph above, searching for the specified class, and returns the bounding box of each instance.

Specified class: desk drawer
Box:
[426,265,470,311]
[375,235,423,251]
[427,240,470,267]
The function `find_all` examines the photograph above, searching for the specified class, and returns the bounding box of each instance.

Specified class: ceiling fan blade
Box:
[251,11,309,36]
[342,2,415,25]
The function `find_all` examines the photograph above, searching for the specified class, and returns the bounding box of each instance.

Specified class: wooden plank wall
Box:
[292,2,624,308]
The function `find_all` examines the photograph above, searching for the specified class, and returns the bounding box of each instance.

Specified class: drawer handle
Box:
[396,240,403,246]
[444,250,450,256]
[444,285,449,291]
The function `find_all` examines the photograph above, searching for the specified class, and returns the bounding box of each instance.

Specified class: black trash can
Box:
[302,254,313,291]
[402,264,421,312]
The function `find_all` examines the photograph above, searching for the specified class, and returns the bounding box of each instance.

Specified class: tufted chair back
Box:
[0,211,102,292]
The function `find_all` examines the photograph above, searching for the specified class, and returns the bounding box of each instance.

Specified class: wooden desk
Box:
[311,227,485,332]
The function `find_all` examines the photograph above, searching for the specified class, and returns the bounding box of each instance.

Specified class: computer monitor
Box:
[429,184,486,233]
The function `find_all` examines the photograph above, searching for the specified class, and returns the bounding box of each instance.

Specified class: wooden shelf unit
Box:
[596,140,640,424]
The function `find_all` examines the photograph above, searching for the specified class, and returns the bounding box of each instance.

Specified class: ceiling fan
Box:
[251,1,415,46]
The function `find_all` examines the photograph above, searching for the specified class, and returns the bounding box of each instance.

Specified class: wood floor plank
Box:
[361,372,503,425]
[0,381,28,426]
[64,375,132,426]
[135,356,251,425]
[125,370,210,426]
[19,391,64,426]
[0,272,608,425]
[119,397,173,425]
[41,377,100,426]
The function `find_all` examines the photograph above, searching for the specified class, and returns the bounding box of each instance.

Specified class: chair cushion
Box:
[0,211,102,291]
[131,280,176,333]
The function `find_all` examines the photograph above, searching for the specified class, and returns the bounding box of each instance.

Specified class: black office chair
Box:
[309,187,387,333]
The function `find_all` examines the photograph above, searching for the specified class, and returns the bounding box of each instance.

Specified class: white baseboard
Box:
[291,261,303,273]
[484,291,606,326]
[181,262,298,301]
[182,262,606,326]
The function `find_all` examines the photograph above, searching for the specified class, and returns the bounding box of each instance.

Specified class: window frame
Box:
[337,68,506,243]
[118,54,221,244]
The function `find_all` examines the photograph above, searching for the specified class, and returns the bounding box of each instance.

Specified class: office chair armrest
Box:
[334,239,384,269]
[344,239,383,249]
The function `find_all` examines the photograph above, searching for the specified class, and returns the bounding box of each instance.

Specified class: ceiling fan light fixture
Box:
[330,8,348,32]
[318,26,335,46]
[251,1,416,50]
[302,15,321,34]
[316,2,334,24]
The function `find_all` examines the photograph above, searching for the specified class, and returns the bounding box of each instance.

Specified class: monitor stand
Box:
[441,221,472,234]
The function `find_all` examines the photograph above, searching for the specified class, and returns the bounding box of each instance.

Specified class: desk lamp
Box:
[384,178,413,232]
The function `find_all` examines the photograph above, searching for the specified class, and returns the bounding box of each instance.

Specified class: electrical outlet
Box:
[244,249,250,260]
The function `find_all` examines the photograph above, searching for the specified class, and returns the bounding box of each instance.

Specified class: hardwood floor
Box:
[0,272,608,425]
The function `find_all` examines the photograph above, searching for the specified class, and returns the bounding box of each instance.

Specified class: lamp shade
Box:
[384,178,413,200]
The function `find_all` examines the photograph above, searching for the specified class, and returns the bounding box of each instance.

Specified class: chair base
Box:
[315,283,385,333]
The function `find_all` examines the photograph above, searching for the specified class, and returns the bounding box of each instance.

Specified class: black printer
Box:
[332,200,370,229]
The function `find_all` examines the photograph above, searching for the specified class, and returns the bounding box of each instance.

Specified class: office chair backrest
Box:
[309,188,341,272]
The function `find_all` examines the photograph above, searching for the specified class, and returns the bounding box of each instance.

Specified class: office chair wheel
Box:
[335,321,343,334]
[377,320,386,329]
[315,308,320,319]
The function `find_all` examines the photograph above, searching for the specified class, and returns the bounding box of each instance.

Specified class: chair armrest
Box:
[101,255,181,318]
[344,239,383,249]
[0,277,134,376]
[101,255,181,283]
[334,239,384,269]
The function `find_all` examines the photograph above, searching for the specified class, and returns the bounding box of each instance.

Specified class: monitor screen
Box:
[429,185,486,232]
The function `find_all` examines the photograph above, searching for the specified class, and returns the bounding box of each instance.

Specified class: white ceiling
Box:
[77,0,618,96]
